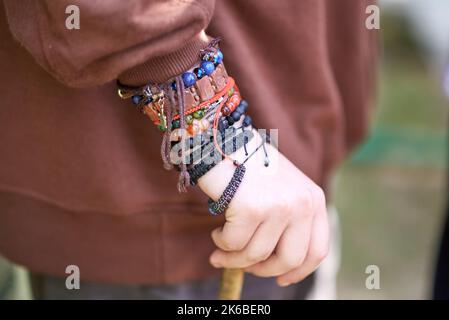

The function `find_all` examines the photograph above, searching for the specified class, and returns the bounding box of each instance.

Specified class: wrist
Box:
[197,128,267,200]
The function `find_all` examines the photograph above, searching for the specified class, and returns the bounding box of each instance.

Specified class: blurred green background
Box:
[1,2,449,300]
[335,8,448,299]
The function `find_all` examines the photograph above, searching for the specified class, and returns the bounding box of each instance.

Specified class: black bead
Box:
[143,96,153,105]
[227,116,235,125]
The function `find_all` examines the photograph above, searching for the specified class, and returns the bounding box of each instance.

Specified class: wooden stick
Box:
[218,268,244,300]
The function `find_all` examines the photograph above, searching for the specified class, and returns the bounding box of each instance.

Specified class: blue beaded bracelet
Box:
[180,49,224,88]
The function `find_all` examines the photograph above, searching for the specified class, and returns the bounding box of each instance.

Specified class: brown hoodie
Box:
[0,0,377,284]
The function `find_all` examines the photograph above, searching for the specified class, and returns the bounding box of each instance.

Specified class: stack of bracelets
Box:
[117,38,270,215]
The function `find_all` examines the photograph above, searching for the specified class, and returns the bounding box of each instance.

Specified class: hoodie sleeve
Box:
[3,0,215,87]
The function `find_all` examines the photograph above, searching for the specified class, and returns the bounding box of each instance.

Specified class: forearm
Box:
[198,128,273,201]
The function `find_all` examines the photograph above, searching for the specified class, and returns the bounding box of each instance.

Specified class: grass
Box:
[335,60,448,299]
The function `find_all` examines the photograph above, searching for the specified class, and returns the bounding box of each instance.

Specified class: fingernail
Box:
[210,256,221,268]
[278,281,290,287]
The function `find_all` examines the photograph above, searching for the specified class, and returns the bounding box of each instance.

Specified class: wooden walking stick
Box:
[219,268,244,300]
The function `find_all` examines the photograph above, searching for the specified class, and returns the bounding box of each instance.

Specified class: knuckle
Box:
[277,199,294,220]
[297,189,314,210]
[282,254,303,270]
[247,248,271,263]
[220,238,244,251]
[246,206,266,221]
[313,244,329,262]
[311,185,326,205]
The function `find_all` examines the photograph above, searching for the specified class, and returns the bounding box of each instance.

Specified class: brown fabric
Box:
[0,0,377,284]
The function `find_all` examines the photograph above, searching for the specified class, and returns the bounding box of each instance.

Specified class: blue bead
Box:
[182,72,197,87]
[231,111,241,121]
[243,115,252,127]
[239,100,248,111]
[171,81,177,90]
[214,50,224,64]
[201,61,215,76]
[236,105,245,114]
[131,95,142,105]
[194,67,205,78]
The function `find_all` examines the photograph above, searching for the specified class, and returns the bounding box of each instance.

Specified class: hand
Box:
[198,131,329,286]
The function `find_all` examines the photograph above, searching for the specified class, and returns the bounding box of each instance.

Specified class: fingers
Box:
[244,201,314,277]
[211,212,261,252]
[210,183,329,285]
[276,193,329,286]
[210,216,287,268]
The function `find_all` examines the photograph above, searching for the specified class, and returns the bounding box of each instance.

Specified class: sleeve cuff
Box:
[118,33,210,86]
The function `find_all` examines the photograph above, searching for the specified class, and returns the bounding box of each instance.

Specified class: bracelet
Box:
[207,163,246,215]
[176,116,253,164]
[188,129,247,167]
[188,130,254,185]
[206,130,272,214]
[115,38,257,193]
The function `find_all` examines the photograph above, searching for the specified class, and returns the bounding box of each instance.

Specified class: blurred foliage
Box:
[381,11,425,66]
[336,10,448,299]
[0,258,14,299]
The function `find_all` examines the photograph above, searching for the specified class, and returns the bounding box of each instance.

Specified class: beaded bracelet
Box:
[178,122,253,165]
[117,43,233,135]
[116,38,257,193]
[208,163,246,215]
[188,130,254,185]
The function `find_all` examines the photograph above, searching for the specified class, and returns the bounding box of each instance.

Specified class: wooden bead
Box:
[210,63,228,92]
[195,76,215,101]
[222,106,231,116]
[184,90,199,108]
[226,94,241,113]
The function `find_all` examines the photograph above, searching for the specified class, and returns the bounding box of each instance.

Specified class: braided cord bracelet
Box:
[183,126,248,165]
[207,131,270,215]
[189,130,254,185]
[208,163,246,215]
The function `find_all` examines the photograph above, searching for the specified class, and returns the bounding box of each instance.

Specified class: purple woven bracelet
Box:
[207,163,246,215]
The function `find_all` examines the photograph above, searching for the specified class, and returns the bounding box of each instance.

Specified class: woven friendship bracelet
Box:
[188,130,254,185]
[207,164,246,215]
[187,128,253,165]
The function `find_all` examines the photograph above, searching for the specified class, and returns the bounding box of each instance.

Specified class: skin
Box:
[198,130,329,286]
